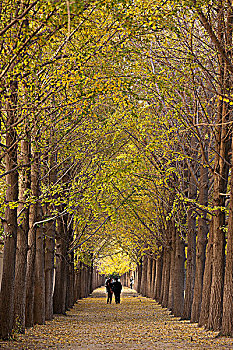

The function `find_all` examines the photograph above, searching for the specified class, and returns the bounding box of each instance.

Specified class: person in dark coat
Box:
[106,278,113,304]
[130,276,134,289]
[112,277,122,304]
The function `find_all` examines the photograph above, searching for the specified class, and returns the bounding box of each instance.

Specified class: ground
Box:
[0,287,233,349]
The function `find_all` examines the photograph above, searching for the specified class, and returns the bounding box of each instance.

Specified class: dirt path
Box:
[0,287,233,349]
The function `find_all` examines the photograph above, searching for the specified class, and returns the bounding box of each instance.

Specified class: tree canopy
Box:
[1,0,233,339]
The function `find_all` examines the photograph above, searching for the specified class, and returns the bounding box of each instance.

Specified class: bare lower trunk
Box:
[146,256,153,297]
[221,137,233,336]
[198,221,213,327]
[161,248,171,308]
[66,251,75,309]
[0,81,18,339]
[13,135,30,333]
[44,150,57,320]
[154,250,163,301]
[75,261,81,300]
[159,249,166,303]
[151,258,156,299]
[173,229,185,317]
[208,184,227,330]
[136,259,142,293]
[25,144,39,328]
[33,205,45,324]
[140,255,148,296]
[80,264,86,298]
[45,219,55,320]
[183,141,197,320]
[133,266,138,291]
[183,209,196,319]
[191,162,209,323]
[89,261,94,294]
[53,216,68,314]
[168,225,176,311]
[25,211,37,327]
[67,222,75,308]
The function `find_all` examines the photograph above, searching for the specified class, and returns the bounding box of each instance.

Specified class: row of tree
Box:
[1,0,233,340]
[118,0,233,337]
[0,0,131,339]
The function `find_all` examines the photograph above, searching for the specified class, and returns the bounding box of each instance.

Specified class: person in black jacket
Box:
[106,278,113,304]
[112,277,122,304]
[130,276,134,289]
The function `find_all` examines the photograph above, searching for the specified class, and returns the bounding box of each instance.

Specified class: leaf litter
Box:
[0,287,233,349]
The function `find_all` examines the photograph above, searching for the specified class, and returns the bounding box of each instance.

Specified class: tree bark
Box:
[53,215,68,314]
[33,204,45,324]
[198,221,213,327]
[222,137,233,336]
[151,258,156,299]
[45,218,55,320]
[146,255,153,297]
[191,161,209,323]
[66,250,75,309]
[136,259,142,293]
[140,255,148,296]
[206,3,231,332]
[13,133,30,333]
[44,150,57,320]
[183,172,197,319]
[168,224,176,311]
[173,229,185,317]
[161,247,171,308]
[74,261,80,301]
[0,80,18,339]
[154,249,163,301]
[25,145,39,327]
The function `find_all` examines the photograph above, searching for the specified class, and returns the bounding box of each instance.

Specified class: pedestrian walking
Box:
[112,277,122,304]
[130,276,134,289]
[106,278,113,304]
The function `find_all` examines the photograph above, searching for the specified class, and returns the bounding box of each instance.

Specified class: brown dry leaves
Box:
[0,287,233,349]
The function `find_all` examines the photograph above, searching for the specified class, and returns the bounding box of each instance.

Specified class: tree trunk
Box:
[151,258,156,299]
[140,255,147,296]
[221,2,233,335]
[80,264,86,298]
[221,137,233,336]
[207,3,231,331]
[208,162,228,330]
[66,251,75,309]
[0,80,18,339]
[76,262,81,300]
[80,262,84,298]
[198,220,213,327]
[173,229,185,317]
[90,261,94,294]
[161,247,171,308]
[44,150,57,320]
[25,145,39,327]
[33,205,45,324]
[159,249,166,304]
[45,218,55,320]
[137,259,142,293]
[146,256,153,297]
[13,134,30,333]
[168,224,176,311]
[53,215,68,314]
[183,173,197,320]
[154,251,163,301]
[191,161,209,323]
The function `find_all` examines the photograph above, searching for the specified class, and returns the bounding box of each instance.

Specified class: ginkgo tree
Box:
[1,0,233,341]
